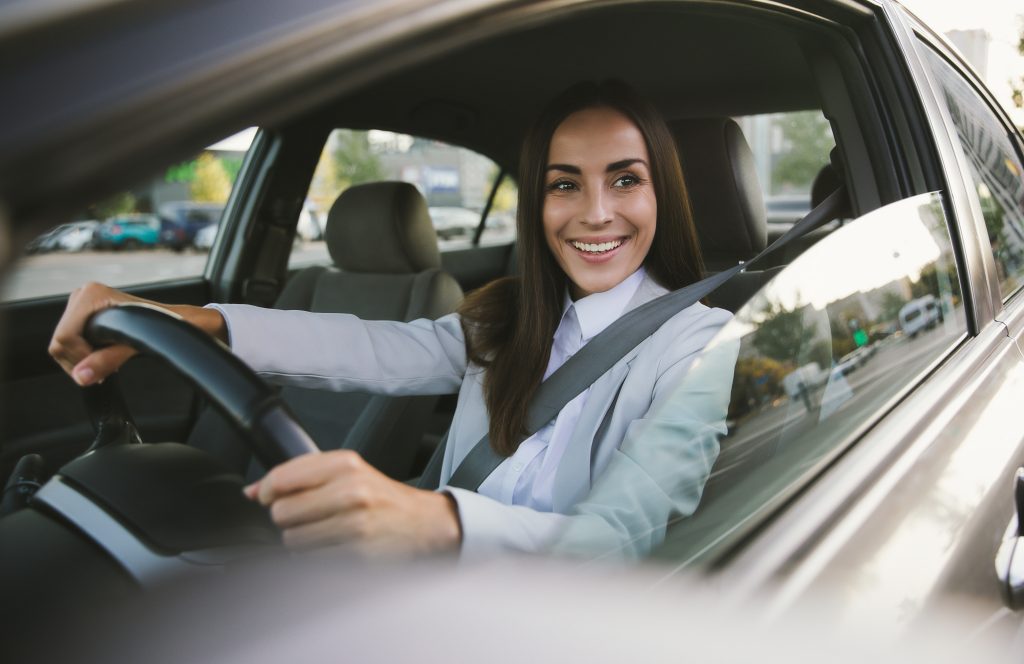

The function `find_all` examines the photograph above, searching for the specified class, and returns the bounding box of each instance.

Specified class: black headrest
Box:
[811,148,851,217]
[672,118,767,268]
[325,181,441,273]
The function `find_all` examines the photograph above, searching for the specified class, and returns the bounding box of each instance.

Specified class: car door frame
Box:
[685,0,1024,635]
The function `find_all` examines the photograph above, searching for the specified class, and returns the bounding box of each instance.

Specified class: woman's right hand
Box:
[49,282,228,386]
[49,282,148,386]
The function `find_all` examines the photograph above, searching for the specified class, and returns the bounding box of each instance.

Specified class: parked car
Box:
[93,215,161,250]
[899,294,944,338]
[157,202,224,251]
[1,0,1023,658]
[23,220,99,254]
[428,206,481,240]
[193,223,219,251]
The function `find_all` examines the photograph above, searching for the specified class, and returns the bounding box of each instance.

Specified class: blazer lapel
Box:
[551,273,668,511]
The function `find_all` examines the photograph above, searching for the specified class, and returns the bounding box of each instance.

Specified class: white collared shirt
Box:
[475,267,647,511]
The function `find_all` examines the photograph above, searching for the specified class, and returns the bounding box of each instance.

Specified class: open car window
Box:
[545,193,967,563]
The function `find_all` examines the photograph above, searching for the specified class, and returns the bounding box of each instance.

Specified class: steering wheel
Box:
[82,303,320,466]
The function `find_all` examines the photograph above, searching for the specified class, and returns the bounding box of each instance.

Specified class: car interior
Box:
[0,0,957,607]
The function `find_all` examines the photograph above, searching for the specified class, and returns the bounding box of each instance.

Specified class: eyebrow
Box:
[545,158,649,174]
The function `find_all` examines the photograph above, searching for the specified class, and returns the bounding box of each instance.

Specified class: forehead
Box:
[547,107,649,163]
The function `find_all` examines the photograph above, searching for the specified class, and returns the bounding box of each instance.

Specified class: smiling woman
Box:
[44,80,733,560]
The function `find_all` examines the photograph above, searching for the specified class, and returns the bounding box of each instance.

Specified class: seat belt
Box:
[419,187,848,491]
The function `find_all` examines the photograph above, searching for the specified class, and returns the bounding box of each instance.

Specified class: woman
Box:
[49,81,733,560]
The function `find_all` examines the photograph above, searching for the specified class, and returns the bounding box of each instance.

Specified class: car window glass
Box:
[547,194,967,563]
[6,128,256,302]
[290,129,517,270]
[917,44,1024,302]
[735,111,837,228]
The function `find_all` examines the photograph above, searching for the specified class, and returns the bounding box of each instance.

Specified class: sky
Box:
[897,0,1024,125]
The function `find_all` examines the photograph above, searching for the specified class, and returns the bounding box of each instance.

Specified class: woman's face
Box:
[543,106,656,299]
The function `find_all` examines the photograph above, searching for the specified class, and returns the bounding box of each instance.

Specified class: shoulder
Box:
[653,301,732,345]
[635,302,732,377]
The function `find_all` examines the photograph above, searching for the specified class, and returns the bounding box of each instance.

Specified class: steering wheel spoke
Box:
[82,375,144,451]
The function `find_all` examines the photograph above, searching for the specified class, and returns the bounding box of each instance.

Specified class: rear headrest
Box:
[325,181,441,273]
[811,148,851,218]
[671,118,766,268]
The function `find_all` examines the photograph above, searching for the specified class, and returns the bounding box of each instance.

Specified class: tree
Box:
[751,298,817,363]
[770,111,834,193]
[333,130,385,189]
[190,153,232,203]
[88,192,136,219]
[878,290,907,326]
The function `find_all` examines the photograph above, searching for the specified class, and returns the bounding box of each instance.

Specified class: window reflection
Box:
[555,194,967,565]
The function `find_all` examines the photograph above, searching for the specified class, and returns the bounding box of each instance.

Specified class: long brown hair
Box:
[459,80,705,456]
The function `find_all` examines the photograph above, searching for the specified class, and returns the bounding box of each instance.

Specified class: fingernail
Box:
[74,367,95,385]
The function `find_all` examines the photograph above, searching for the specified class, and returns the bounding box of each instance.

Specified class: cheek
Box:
[541,201,565,248]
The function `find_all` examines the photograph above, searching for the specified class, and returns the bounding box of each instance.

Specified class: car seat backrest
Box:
[671,117,777,312]
[190,181,463,481]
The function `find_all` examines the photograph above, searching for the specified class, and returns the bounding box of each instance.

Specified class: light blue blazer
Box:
[213,274,735,560]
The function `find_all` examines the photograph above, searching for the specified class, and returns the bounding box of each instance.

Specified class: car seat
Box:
[671,117,780,313]
[190,181,463,480]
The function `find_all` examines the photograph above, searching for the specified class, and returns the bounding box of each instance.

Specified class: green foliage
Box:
[333,130,385,189]
[770,112,834,193]
[88,192,137,219]
[729,355,789,420]
[190,153,232,203]
[165,154,244,186]
[751,299,816,363]
[910,264,940,299]
[878,290,907,325]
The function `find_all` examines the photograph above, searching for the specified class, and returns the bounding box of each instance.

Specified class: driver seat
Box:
[190,181,463,480]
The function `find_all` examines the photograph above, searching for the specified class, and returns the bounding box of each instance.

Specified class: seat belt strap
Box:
[438,188,847,491]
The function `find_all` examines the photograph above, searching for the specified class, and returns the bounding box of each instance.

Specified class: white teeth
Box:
[571,239,623,253]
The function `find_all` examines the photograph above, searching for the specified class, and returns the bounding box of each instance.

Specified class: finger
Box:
[257,450,364,505]
[72,345,136,385]
[267,479,373,529]
[49,329,95,375]
[243,481,260,500]
[280,512,369,550]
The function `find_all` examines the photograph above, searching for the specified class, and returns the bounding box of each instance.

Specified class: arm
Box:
[210,304,468,396]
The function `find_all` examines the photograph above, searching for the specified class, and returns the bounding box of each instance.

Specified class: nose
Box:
[581,187,612,225]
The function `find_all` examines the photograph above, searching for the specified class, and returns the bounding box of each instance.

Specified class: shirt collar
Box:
[561,267,647,342]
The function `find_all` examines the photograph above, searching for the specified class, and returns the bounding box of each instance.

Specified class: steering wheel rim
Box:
[84,303,319,468]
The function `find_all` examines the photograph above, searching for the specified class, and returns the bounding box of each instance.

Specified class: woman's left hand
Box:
[245,450,462,557]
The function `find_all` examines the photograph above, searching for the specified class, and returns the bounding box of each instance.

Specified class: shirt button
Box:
[512,463,524,472]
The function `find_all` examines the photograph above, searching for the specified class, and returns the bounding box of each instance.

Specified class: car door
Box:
[0,129,265,483]
[657,2,1024,637]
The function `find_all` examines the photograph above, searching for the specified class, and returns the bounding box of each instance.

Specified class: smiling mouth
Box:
[569,237,627,254]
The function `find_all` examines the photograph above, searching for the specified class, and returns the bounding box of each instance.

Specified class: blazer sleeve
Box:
[446,308,738,561]
[207,304,468,395]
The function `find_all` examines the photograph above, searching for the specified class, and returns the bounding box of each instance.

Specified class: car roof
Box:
[0,0,876,240]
